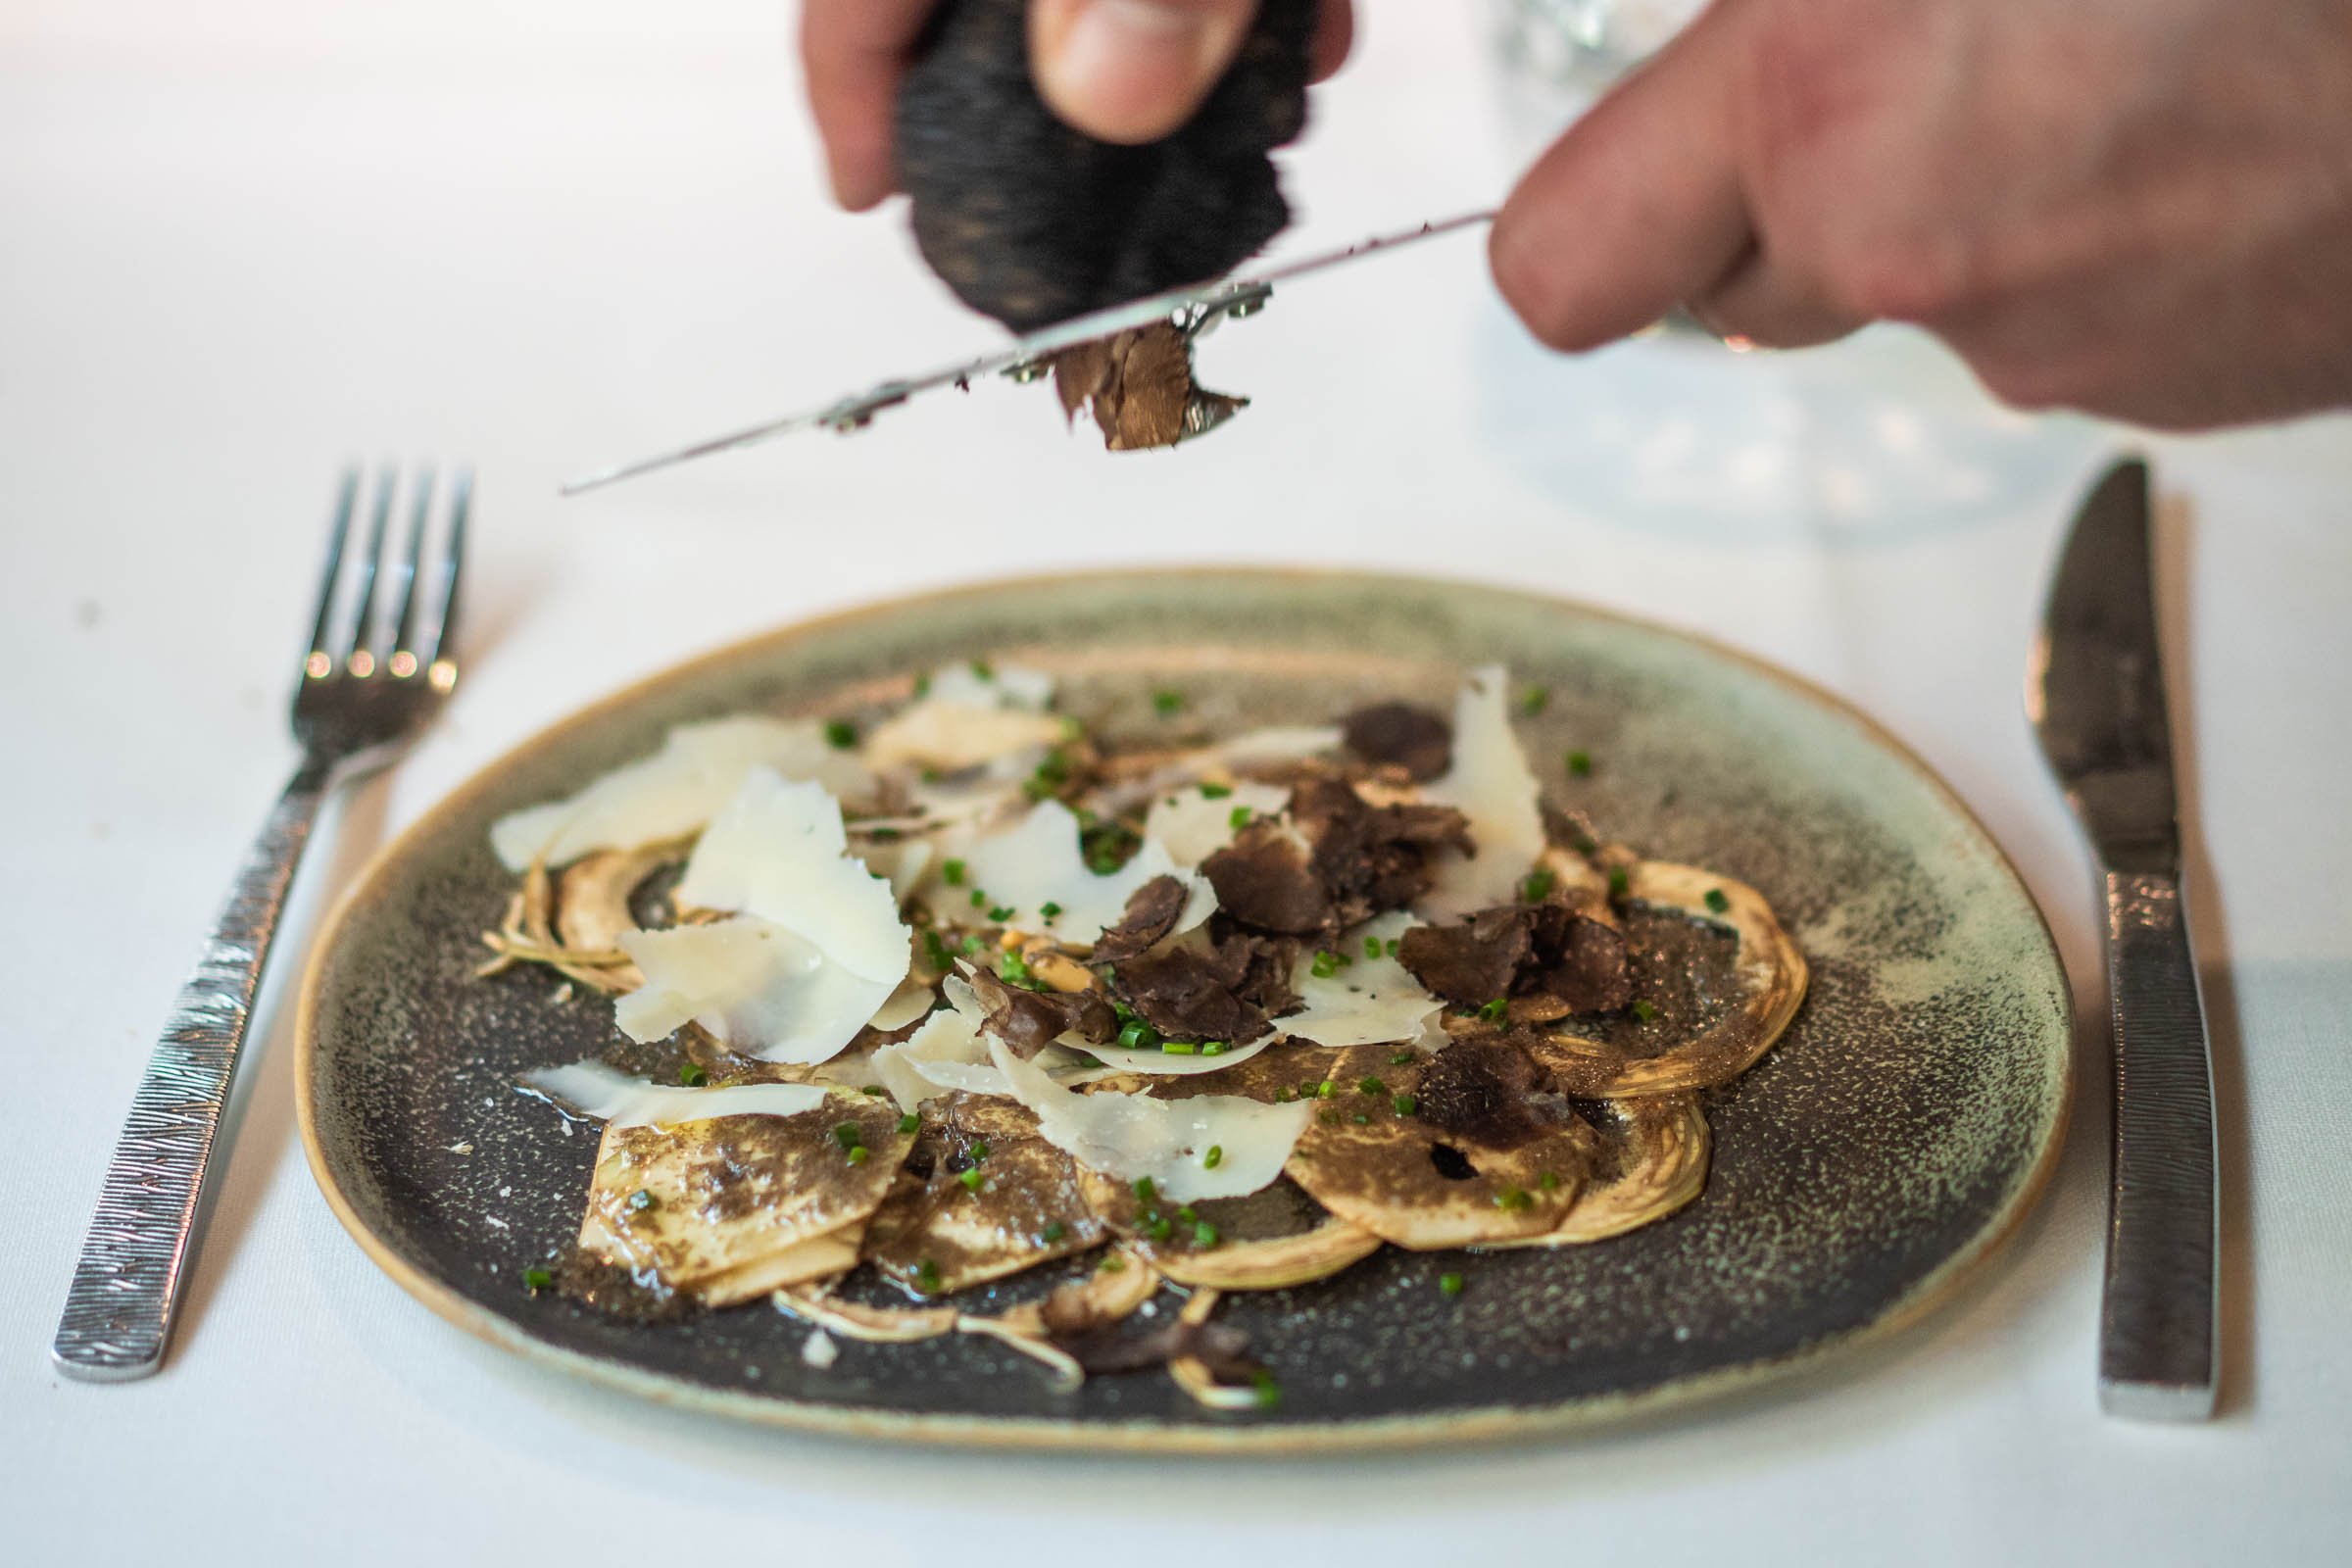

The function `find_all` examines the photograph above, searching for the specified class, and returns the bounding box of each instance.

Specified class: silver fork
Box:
[52,465,469,1382]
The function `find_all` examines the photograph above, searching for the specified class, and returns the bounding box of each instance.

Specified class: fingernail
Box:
[1040,1,1231,138]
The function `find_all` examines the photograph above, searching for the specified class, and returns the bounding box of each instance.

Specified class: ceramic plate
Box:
[298,569,2070,1450]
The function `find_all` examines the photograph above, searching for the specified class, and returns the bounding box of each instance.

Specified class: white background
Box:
[4,3,2348,1562]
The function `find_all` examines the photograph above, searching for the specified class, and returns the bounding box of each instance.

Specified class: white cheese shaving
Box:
[1079,1035,1281,1076]
[985,1039,1311,1202]
[870,997,992,1111]
[520,1059,828,1129]
[1213,726,1345,766]
[614,917,900,1063]
[928,800,1212,949]
[919,660,1054,711]
[1144,780,1292,868]
[1419,665,1545,916]
[489,716,874,872]
[674,768,910,986]
[1277,910,1442,1047]
[868,977,938,1034]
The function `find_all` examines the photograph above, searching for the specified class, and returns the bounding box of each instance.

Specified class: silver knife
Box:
[2028,456,2219,1420]
[561,209,1495,496]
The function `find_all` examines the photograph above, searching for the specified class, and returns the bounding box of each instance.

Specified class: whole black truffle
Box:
[894,0,1314,332]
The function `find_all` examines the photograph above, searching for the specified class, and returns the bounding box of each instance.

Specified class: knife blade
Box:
[560,209,1494,496]
[2028,456,2219,1421]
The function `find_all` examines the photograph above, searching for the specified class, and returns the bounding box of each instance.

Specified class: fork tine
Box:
[305,467,361,670]
[425,466,470,676]
[345,466,397,667]
[387,466,434,667]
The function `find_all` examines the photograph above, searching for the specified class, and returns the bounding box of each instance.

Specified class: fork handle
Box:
[2097,868,2220,1419]
[53,760,333,1381]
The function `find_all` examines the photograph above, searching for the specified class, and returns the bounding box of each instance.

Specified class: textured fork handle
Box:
[2097,869,2219,1420]
[53,761,332,1381]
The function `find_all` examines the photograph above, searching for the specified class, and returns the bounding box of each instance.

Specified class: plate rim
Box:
[293,564,2075,1452]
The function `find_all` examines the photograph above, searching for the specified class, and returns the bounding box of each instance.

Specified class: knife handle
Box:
[2097,868,2219,1419]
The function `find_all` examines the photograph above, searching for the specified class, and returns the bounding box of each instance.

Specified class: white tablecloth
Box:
[6,4,2348,1562]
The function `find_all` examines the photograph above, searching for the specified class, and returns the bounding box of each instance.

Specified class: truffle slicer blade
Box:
[561,210,1495,496]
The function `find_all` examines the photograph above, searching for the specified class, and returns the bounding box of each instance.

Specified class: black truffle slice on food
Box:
[894,0,1315,332]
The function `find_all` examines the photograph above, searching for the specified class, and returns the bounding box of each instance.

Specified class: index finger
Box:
[1488,12,1752,350]
[802,0,941,210]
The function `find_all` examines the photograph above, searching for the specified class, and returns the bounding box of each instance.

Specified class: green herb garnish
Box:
[1519,686,1549,716]
[942,858,967,886]
[1494,1186,1533,1212]
[1194,1221,1220,1249]
[1478,997,1509,1023]
[1198,782,1233,800]
[1393,1094,1417,1116]
[1152,689,1184,715]
[1632,999,1660,1023]
[823,718,858,750]
[1042,1221,1067,1245]
[897,1113,921,1135]
[676,1062,708,1087]
[1228,806,1254,831]
[1607,865,1631,898]
[1704,887,1732,915]
[1310,951,1341,979]
[523,1267,553,1292]
[1520,868,1556,903]
[1203,1144,1223,1169]
[1161,1040,1199,1055]
[1566,750,1593,777]
[1439,1272,1465,1298]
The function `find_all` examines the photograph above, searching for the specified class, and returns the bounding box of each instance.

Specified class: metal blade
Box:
[561,209,1496,496]
[2028,456,2179,873]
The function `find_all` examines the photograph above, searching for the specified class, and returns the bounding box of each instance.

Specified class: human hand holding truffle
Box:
[803,0,1353,212]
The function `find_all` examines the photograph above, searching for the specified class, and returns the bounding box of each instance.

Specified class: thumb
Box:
[1030,0,1261,145]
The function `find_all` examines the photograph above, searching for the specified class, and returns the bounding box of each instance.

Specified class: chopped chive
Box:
[1059,715,1084,740]
[1310,951,1341,979]
[823,718,858,750]
[1152,689,1185,715]
[1042,1221,1067,1245]
[1198,782,1233,800]
[1520,868,1556,903]
[1632,999,1660,1023]
[897,1113,921,1135]
[1364,935,1383,958]
[1519,686,1549,716]
[1040,900,1063,920]
[676,1062,708,1087]
[1570,831,1599,856]
[1161,1040,1199,1056]
[1539,1170,1560,1190]
[914,1258,942,1293]
[1194,1221,1220,1248]
[1228,806,1254,830]
[1275,1086,1296,1102]
[833,1121,864,1151]
[847,1146,870,1165]
[1704,887,1732,915]
[999,949,1035,988]
[1203,1144,1223,1169]
[1098,1254,1127,1274]
[523,1267,554,1292]
[969,658,994,679]
[1117,1019,1161,1051]
[866,825,901,842]
[1384,938,1401,957]
[1393,1094,1417,1116]
[1316,1079,1337,1099]
[1357,1075,1386,1096]
[942,858,967,886]
[988,905,1015,923]
[1133,1176,1156,1203]
[969,1141,990,1161]
[1607,865,1631,899]
[1439,1272,1465,1297]
[1145,1215,1173,1244]
[627,1189,656,1213]
[1494,1186,1533,1211]
[1478,997,1509,1023]
[912,672,932,699]
[958,1168,985,1193]
[860,1084,888,1096]
[1200,1041,1228,1056]
[923,930,956,973]
[1319,1108,1339,1124]
[969,888,988,907]
[1351,1113,1370,1125]
[960,935,984,956]
[1566,750,1593,777]
[1250,1371,1281,1408]
[1176,1205,1198,1224]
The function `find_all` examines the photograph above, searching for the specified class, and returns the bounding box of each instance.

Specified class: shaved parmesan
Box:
[490,716,873,872]
[1079,1035,1281,1076]
[521,1059,827,1129]
[870,1000,991,1111]
[674,768,910,985]
[930,801,1211,949]
[1420,666,1545,916]
[1145,781,1291,868]
[615,918,899,1063]
[920,660,1054,711]
[1214,726,1344,766]
[986,1039,1310,1202]
[1278,910,1442,1047]
[868,977,938,1034]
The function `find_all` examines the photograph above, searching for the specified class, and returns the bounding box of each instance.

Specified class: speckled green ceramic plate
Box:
[297,569,2070,1450]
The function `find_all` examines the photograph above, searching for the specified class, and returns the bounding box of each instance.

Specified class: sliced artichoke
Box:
[862,1094,1105,1297]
